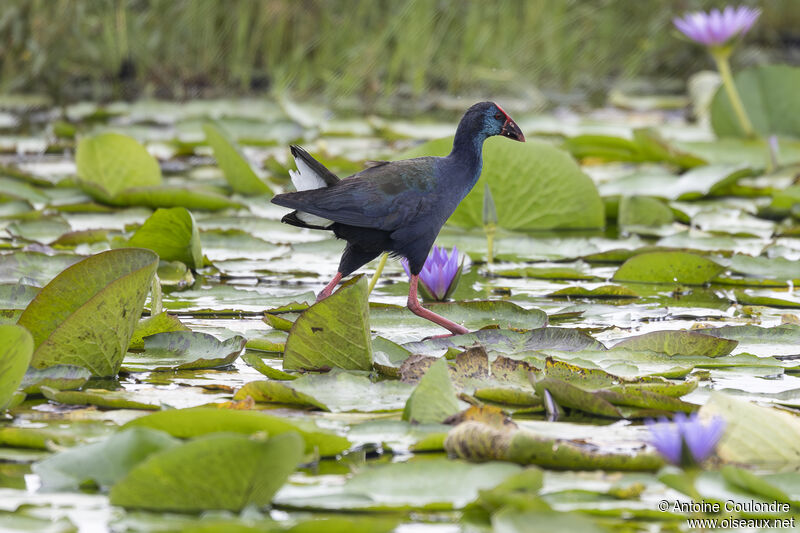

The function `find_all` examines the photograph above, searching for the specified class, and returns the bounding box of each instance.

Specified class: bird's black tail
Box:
[273,145,340,230]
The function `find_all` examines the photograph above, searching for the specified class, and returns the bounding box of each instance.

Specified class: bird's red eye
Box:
[494,112,503,120]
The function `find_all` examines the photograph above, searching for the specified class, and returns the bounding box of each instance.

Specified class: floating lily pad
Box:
[0,252,82,286]
[370,300,548,331]
[613,251,723,285]
[617,196,674,227]
[0,324,33,410]
[548,285,639,299]
[236,371,414,412]
[34,427,180,491]
[110,432,303,512]
[283,276,372,371]
[122,331,245,372]
[611,330,737,357]
[401,137,604,230]
[122,406,349,456]
[128,312,189,350]
[203,122,272,195]
[275,457,521,511]
[128,207,203,269]
[403,328,603,357]
[19,364,90,394]
[41,386,160,410]
[18,249,158,376]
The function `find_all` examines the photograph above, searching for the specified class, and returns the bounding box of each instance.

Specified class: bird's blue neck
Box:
[447,123,488,188]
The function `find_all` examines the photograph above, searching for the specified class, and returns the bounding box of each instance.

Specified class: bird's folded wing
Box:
[272,159,438,232]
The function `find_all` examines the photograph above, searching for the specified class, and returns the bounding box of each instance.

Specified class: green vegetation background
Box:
[1,0,797,108]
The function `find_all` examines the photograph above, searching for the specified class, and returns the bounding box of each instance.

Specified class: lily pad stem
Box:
[711,47,754,138]
[367,253,388,294]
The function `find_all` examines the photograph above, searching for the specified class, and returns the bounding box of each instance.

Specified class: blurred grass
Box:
[0,0,796,108]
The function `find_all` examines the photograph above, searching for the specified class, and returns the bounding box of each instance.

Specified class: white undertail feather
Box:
[290,154,334,227]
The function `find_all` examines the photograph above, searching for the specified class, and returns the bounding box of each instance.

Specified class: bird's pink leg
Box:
[407,275,468,336]
[316,272,343,302]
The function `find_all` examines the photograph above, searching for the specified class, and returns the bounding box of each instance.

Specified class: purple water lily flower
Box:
[646,412,726,467]
[673,6,760,47]
[402,245,462,301]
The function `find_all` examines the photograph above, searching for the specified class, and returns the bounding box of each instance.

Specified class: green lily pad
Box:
[613,251,723,285]
[611,330,737,357]
[492,508,606,533]
[0,324,33,410]
[18,248,158,376]
[236,370,414,412]
[370,300,548,331]
[40,386,160,410]
[203,122,272,195]
[491,265,596,281]
[76,132,161,197]
[725,254,800,281]
[403,327,603,356]
[617,196,674,227]
[533,377,622,418]
[122,331,246,372]
[128,312,189,350]
[283,276,372,371]
[598,165,751,200]
[128,207,203,269]
[275,457,521,511]
[102,185,242,210]
[110,432,303,512]
[401,137,604,230]
[547,285,639,299]
[0,284,39,309]
[0,252,82,286]
[241,352,297,380]
[563,128,705,168]
[402,358,460,424]
[33,427,180,491]
[121,406,349,456]
[711,65,800,139]
[19,364,90,394]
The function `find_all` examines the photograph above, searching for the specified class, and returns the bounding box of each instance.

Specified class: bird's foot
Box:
[316,272,344,303]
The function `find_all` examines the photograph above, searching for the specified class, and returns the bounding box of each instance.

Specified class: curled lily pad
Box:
[128,312,189,350]
[236,371,414,413]
[122,331,245,372]
[19,364,90,394]
[17,249,159,376]
[203,122,272,195]
[128,207,203,269]
[283,275,372,371]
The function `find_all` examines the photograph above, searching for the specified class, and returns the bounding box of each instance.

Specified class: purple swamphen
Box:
[271,101,525,335]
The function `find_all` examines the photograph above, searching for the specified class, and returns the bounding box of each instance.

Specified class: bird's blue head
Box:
[467,101,525,142]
